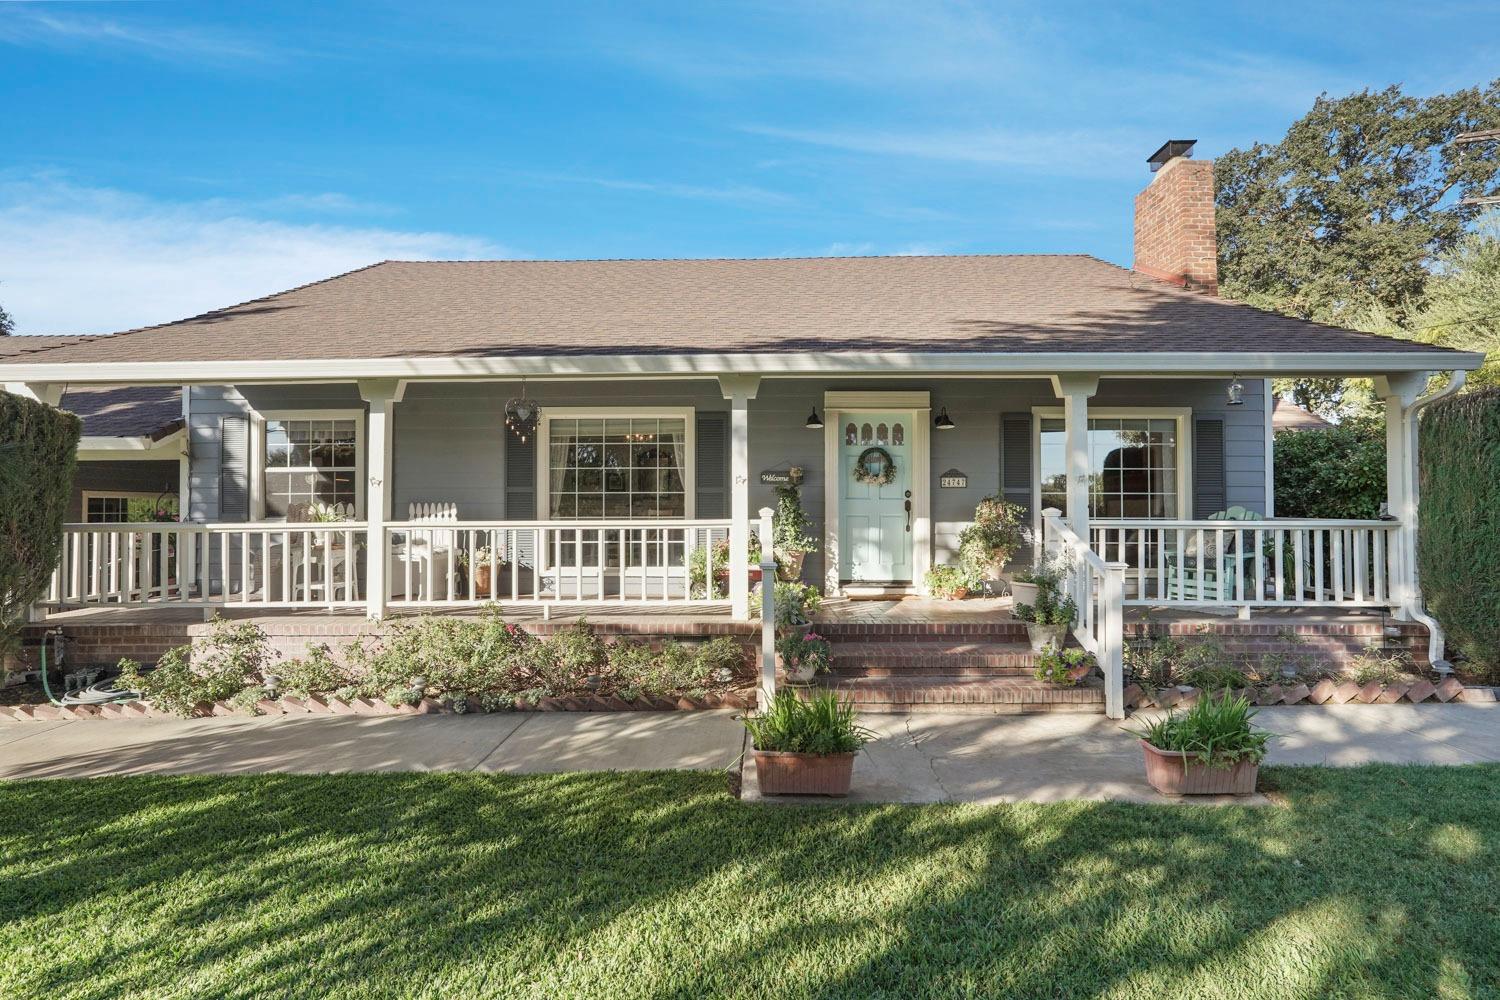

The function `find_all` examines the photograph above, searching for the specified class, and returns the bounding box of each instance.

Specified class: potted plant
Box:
[957,495,1027,585]
[1033,646,1095,685]
[1007,541,1063,607]
[457,546,508,594]
[752,580,822,631]
[1131,691,1273,796]
[745,689,874,796]
[1013,581,1076,652]
[772,484,819,582]
[924,563,974,600]
[775,630,831,684]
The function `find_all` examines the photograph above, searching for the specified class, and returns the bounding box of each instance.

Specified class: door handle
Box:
[904,498,912,532]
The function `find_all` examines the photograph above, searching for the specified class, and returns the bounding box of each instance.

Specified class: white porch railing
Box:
[47,518,733,613]
[1041,510,1126,719]
[47,522,368,610]
[1089,519,1402,608]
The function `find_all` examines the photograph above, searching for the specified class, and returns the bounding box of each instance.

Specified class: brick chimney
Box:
[1133,140,1217,294]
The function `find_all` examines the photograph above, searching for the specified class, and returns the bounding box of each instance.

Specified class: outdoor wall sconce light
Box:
[934,407,956,430]
[1226,376,1244,406]
[805,407,824,429]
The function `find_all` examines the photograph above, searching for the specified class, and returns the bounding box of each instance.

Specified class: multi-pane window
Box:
[85,495,179,523]
[548,417,687,519]
[1039,417,1180,519]
[264,418,359,518]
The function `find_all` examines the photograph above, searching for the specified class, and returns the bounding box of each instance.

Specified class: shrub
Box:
[1131,692,1273,769]
[0,392,80,629]
[343,609,543,698]
[743,690,874,755]
[1124,628,1237,688]
[957,495,1027,580]
[1180,664,1250,691]
[751,581,821,625]
[1420,386,1500,679]
[1348,646,1419,686]
[1274,418,1385,519]
[772,484,818,558]
[115,618,278,717]
[276,644,348,697]
[924,563,974,599]
[606,637,745,699]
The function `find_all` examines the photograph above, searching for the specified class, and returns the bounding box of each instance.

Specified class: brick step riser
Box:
[815,626,1031,640]
[851,703,1106,715]
[829,666,1036,678]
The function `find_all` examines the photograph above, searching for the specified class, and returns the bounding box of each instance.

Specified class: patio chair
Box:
[393,501,457,600]
[286,502,355,603]
[1163,506,1265,602]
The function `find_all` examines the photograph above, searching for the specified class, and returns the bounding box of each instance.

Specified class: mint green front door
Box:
[838,412,912,583]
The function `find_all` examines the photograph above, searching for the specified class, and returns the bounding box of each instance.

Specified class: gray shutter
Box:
[219,415,249,521]
[1193,418,1226,518]
[505,432,537,572]
[999,413,1032,517]
[695,412,729,518]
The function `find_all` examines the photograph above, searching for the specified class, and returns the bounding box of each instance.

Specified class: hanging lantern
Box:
[805,407,824,429]
[1226,375,1244,406]
[504,380,541,441]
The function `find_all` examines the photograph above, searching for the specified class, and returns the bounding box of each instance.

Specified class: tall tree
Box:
[1216,82,1500,416]
[0,300,12,336]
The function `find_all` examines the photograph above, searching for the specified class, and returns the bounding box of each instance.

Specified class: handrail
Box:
[1041,509,1125,720]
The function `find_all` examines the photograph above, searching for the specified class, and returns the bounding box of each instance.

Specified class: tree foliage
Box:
[1272,420,1386,520]
[0,392,81,628]
[0,299,13,336]
[1418,387,1500,678]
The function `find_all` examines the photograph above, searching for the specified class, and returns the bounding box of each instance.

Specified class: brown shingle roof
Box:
[0,256,1473,364]
[62,385,183,438]
[0,335,96,357]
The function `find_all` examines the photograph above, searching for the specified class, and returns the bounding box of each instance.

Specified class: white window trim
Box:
[82,490,178,523]
[535,406,696,521]
[254,409,367,520]
[1030,406,1192,535]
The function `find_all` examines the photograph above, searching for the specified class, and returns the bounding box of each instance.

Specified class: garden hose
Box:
[38,629,137,706]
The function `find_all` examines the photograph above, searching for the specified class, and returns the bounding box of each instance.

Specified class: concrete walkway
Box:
[2,704,1496,804]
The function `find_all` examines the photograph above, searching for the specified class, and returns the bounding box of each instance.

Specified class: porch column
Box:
[4,382,65,407]
[1051,375,1100,539]
[358,379,406,619]
[1375,372,1430,620]
[719,375,761,620]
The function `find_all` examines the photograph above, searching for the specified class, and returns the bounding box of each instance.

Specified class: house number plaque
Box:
[939,469,968,489]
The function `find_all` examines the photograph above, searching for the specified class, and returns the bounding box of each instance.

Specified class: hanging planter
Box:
[852,447,896,486]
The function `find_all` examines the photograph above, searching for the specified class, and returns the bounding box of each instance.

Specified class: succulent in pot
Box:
[775,630,831,684]
[745,689,874,796]
[1130,691,1273,796]
[1012,581,1076,652]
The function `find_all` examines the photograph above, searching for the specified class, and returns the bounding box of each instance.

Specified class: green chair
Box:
[1164,506,1265,601]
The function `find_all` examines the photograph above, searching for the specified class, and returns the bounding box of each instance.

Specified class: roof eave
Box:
[0,349,1484,385]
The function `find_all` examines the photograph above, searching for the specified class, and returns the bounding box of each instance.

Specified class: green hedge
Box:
[1419,387,1500,677]
[0,391,80,627]
[1273,419,1385,519]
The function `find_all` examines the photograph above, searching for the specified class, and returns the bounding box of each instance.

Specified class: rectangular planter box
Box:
[753,750,855,796]
[1140,740,1259,795]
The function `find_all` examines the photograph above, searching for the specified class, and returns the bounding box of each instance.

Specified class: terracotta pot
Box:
[949,587,968,600]
[1140,740,1260,796]
[1009,580,1039,606]
[775,549,806,582]
[747,567,762,585]
[1025,622,1067,653]
[473,564,493,594]
[753,750,855,796]
[776,653,819,684]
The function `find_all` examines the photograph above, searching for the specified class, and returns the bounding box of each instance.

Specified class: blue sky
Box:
[2,0,1498,334]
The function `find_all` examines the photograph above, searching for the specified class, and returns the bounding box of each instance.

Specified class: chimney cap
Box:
[1147,139,1197,172]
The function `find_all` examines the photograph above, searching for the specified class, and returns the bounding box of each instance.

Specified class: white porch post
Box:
[5,382,65,407]
[358,379,406,619]
[758,506,778,705]
[1376,373,1428,620]
[719,375,761,620]
[1051,375,1100,539]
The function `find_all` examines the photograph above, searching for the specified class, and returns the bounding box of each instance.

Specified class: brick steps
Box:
[827,640,1039,678]
[814,621,1031,641]
[812,676,1105,714]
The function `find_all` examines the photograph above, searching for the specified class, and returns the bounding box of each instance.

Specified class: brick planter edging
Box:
[1123,678,1497,710]
[1,689,759,722]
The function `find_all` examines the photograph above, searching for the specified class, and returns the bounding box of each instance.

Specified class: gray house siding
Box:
[185,376,1266,587]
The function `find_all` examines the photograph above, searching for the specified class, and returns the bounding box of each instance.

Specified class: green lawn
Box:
[1,767,1497,1000]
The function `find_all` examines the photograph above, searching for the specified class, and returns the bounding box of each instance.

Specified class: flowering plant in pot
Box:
[957,495,1027,585]
[775,630,831,684]
[745,689,874,796]
[1130,692,1273,796]
[1033,646,1095,685]
[1013,582,1076,652]
[772,484,819,582]
[924,563,975,600]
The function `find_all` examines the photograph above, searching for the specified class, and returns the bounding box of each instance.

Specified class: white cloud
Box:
[567,176,797,207]
[0,9,275,63]
[0,178,510,335]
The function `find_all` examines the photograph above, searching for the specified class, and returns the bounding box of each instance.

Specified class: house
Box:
[0,141,1483,718]
[2,336,185,524]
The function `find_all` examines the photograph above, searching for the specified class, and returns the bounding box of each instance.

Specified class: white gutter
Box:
[0,349,1486,386]
[1401,371,1468,667]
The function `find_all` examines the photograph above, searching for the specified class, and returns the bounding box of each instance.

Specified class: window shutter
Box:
[219,415,249,521]
[505,433,536,519]
[999,413,1033,517]
[695,412,729,518]
[1193,418,1226,518]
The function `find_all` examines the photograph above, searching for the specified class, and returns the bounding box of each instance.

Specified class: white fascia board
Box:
[76,428,184,458]
[0,349,1484,385]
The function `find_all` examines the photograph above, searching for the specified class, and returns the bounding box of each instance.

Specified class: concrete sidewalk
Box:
[2,704,1495,804]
